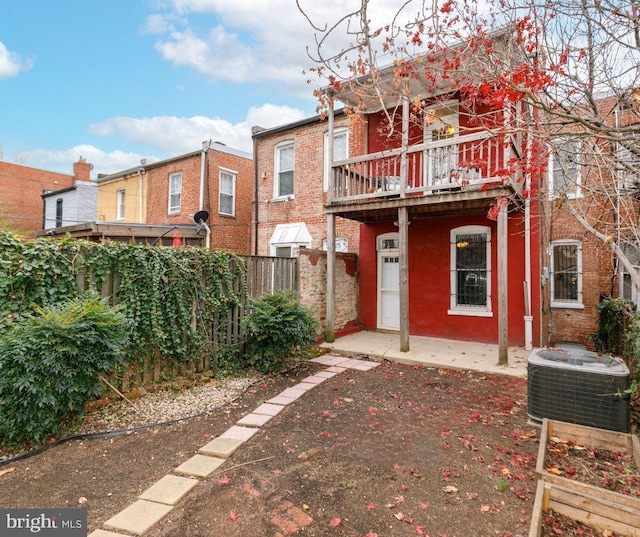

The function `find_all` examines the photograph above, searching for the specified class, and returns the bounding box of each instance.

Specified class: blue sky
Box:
[0,0,346,176]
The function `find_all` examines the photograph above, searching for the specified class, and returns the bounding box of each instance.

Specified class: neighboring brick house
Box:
[144,142,253,254]
[540,95,640,349]
[91,142,253,253]
[0,158,91,237]
[252,112,361,257]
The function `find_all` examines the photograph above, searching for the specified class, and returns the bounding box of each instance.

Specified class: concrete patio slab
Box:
[199,437,244,458]
[139,474,199,505]
[325,366,348,373]
[219,425,260,442]
[321,332,528,377]
[309,356,349,366]
[301,375,328,384]
[279,387,307,399]
[103,499,173,536]
[174,454,225,478]
[266,395,298,405]
[293,382,317,391]
[252,403,285,416]
[314,370,338,378]
[237,412,273,427]
[88,530,131,537]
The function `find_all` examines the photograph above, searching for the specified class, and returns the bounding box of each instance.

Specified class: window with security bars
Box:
[450,226,491,314]
[550,240,582,306]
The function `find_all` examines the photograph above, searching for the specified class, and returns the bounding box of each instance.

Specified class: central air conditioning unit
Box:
[527,344,631,433]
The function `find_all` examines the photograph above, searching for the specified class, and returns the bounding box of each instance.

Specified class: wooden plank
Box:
[633,434,640,471]
[552,483,640,528]
[547,420,632,452]
[548,497,640,537]
[528,481,545,537]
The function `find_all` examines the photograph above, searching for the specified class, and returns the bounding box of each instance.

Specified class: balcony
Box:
[327,131,522,220]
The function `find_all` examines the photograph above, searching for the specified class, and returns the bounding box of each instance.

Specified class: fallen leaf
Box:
[329,517,342,527]
[419,502,430,509]
[364,532,379,537]
[442,486,458,493]
[394,512,406,521]
[229,512,237,522]
[218,476,231,485]
[0,467,16,478]
[302,504,310,510]
[401,484,409,491]
[366,503,377,510]
[547,467,563,475]
[481,505,490,512]
[395,495,406,503]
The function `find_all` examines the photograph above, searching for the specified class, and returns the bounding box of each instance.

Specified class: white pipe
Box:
[524,120,533,351]
[202,221,211,248]
[199,141,210,211]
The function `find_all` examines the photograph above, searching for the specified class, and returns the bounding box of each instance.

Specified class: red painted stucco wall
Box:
[358,211,541,346]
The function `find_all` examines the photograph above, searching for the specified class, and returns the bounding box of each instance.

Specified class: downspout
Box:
[524,112,533,351]
[253,130,259,255]
[137,162,145,223]
[199,140,211,211]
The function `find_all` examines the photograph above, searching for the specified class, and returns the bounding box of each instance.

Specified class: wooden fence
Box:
[116,255,299,391]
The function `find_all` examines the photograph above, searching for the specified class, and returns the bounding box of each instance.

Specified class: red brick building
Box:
[540,95,640,348]
[0,159,92,237]
[252,112,361,257]
[143,142,253,254]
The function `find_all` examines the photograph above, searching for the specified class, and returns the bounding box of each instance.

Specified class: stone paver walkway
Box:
[89,354,379,537]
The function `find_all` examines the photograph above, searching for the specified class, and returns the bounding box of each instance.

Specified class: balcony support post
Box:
[497,200,509,365]
[399,205,410,352]
[326,212,336,343]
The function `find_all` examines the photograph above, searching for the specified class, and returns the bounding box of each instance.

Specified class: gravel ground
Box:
[76,376,261,434]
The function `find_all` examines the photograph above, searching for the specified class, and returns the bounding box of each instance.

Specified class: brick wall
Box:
[298,248,360,335]
[541,189,618,349]
[253,115,361,256]
[0,161,79,236]
[145,146,253,254]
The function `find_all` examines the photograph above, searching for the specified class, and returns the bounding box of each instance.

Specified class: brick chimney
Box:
[73,157,93,181]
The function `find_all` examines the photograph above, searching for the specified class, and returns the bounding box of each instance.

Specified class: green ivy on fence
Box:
[0,230,248,383]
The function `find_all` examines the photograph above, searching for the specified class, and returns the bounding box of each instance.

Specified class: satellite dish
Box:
[193,210,209,233]
[193,210,209,224]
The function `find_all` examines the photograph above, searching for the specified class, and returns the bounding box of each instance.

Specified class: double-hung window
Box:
[550,139,581,199]
[449,226,492,316]
[324,128,349,191]
[168,172,182,213]
[550,239,583,308]
[275,141,294,198]
[116,189,126,220]
[219,168,236,216]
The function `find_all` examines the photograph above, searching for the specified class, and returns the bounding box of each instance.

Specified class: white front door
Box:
[377,233,400,330]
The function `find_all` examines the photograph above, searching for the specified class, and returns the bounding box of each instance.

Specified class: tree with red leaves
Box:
[298,0,640,291]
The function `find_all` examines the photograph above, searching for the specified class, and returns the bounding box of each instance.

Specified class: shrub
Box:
[0,294,128,448]
[241,291,320,373]
[596,297,636,358]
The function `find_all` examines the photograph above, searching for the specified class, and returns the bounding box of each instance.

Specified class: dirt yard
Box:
[0,359,539,537]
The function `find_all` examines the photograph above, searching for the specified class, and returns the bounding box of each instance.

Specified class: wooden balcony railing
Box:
[328,131,520,204]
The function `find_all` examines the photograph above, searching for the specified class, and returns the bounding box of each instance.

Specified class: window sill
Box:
[550,302,584,310]
[218,212,236,218]
[268,196,294,203]
[448,309,493,318]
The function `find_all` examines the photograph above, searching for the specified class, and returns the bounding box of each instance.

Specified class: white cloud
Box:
[147,1,428,90]
[0,41,33,79]
[88,103,306,154]
[26,145,154,177]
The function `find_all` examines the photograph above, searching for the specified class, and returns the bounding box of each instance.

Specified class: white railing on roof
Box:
[329,131,520,203]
